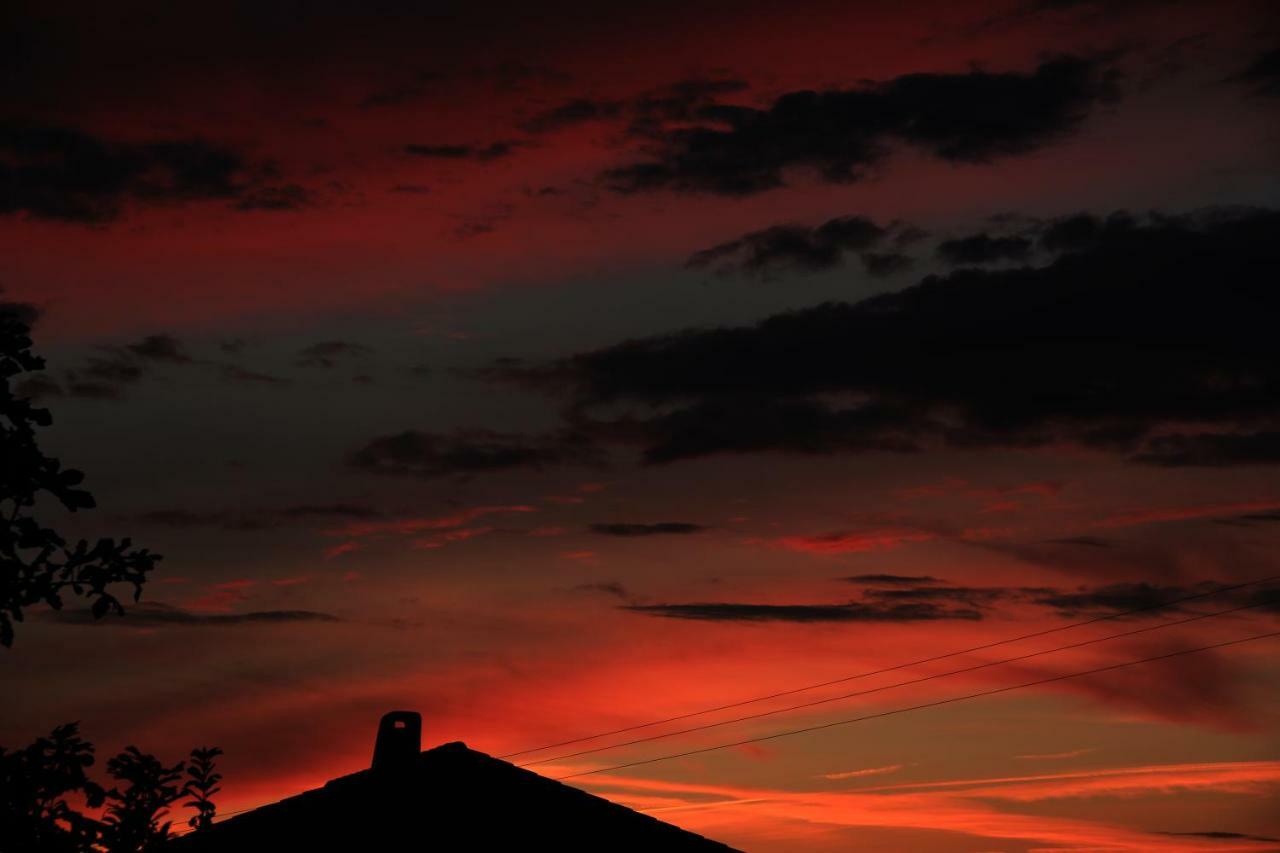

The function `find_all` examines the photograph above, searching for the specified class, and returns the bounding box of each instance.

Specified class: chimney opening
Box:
[371,710,422,773]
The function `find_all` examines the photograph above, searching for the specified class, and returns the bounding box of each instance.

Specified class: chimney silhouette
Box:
[371,710,422,773]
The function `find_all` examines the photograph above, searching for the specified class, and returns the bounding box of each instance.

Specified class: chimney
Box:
[371,710,422,773]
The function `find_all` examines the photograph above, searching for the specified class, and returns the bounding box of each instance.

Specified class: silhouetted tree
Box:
[0,300,161,647]
[0,723,105,853]
[0,725,221,851]
[100,748,185,853]
[181,748,222,833]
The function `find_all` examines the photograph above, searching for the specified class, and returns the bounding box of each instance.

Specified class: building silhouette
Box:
[172,711,740,852]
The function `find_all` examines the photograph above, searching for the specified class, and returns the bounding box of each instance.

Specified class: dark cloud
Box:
[63,381,122,400]
[625,578,1280,626]
[522,78,749,136]
[359,70,447,109]
[1045,536,1114,548]
[404,141,522,161]
[1029,582,1202,616]
[629,397,921,464]
[843,574,943,585]
[296,340,372,368]
[234,183,313,211]
[572,581,631,600]
[347,428,597,479]
[1037,210,1136,252]
[860,251,914,278]
[125,334,192,363]
[1132,431,1280,467]
[53,334,201,398]
[219,364,291,386]
[588,522,708,536]
[522,98,624,133]
[605,56,1117,195]
[1218,510,1280,525]
[936,233,1033,265]
[126,509,277,532]
[489,207,1280,465]
[80,354,143,384]
[125,503,384,531]
[0,122,254,222]
[0,298,40,329]
[1158,833,1280,844]
[864,585,1046,608]
[276,504,384,520]
[1226,47,1280,98]
[687,215,917,277]
[43,602,341,627]
[624,600,983,623]
[13,374,62,400]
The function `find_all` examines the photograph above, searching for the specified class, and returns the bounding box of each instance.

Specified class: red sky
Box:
[3,0,1279,849]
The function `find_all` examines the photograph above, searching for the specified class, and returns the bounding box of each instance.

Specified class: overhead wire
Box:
[554,629,1280,780]
[500,574,1279,759]
[519,596,1272,767]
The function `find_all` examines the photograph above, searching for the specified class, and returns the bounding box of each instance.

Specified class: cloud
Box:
[1045,536,1114,548]
[125,334,193,363]
[820,764,904,780]
[347,428,597,479]
[604,56,1117,195]
[219,364,291,386]
[13,374,63,401]
[296,340,372,368]
[1132,431,1280,467]
[487,207,1280,466]
[624,600,983,622]
[589,522,708,536]
[0,298,40,329]
[0,122,265,222]
[572,581,631,600]
[1093,499,1280,529]
[775,528,935,554]
[234,183,314,211]
[42,601,341,627]
[843,574,943,585]
[595,763,1280,852]
[125,503,384,531]
[687,215,918,277]
[521,98,625,133]
[404,141,522,161]
[1015,748,1095,760]
[863,585,1031,607]
[936,233,1033,265]
[327,505,535,539]
[1219,510,1280,526]
[1226,47,1280,98]
[1030,582,1170,614]
[35,333,207,399]
[1159,832,1280,843]
[621,577,1279,628]
[521,78,749,135]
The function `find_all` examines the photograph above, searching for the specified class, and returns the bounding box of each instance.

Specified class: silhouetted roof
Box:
[171,741,741,852]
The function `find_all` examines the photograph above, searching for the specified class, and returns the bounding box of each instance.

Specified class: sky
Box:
[2,0,1280,849]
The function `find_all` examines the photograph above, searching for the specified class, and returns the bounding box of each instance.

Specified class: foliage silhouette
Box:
[0,722,105,853]
[101,748,186,853]
[181,749,222,833]
[0,301,161,647]
[0,725,223,851]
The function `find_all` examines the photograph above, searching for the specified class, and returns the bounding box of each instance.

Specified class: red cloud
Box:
[773,528,935,554]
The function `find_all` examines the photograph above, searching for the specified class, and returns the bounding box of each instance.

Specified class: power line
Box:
[500,574,1279,759]
[169,805,256,837]
[519,597,1271,768]
[554,628,1280,781]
